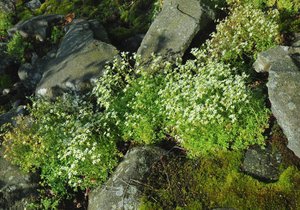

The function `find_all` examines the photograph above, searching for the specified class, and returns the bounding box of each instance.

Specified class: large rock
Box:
[25,0,42,11]
[0,105,26,128]
[137,0,215,63]
[0,0,16,13]
[0,148,38,210]
[35,19,117,98]
[18,49,56,91]
[88,146,166,210]
[254,45,300,158]
[8,14,64,41]
[242,145,282,182]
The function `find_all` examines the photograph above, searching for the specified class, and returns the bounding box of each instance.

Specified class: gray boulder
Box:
[18,49,56,91]
[242,145,282,182]
[0,148,38,210]
[35,19,117,98]
[0,105,26,128]
[25,0,41,11]
[0,0,15,13]
[34,19,116,98]
[254,45,300,158]
[8,14,64,41]
[88,146,166,210]
[292,33,300,47]
[137,0,215,63]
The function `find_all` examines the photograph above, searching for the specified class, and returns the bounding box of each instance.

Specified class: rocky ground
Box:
[1,0,300,209]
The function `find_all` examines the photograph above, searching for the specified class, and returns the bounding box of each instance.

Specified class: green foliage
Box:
[50,26,64,44]
[93,53,169,144]
[0,74,12,89]
[7,32,28,62]
[226,0,300,34]
[37,0,80,16]
[141,151,300,209]
[3,94,119,200]
[99,0,163,41]
[37,0,162,41]
[0,11,12,36]
[26,196,60,210]
[201,3,280,65]
[15,0,35,21]
[93,51,270,156]
[160,50,270,156]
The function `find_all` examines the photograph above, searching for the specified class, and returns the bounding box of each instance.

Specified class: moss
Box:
[0,11,12,36]
[0,74,13,89]
[141,151,300,209]
[37,0,78,16]
[15,1,35,21]
[36,0,160,42]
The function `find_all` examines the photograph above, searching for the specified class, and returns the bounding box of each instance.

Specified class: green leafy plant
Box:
[201,3,280,65]
[7,32,28,62]
[160,50,270,156]
[93,51,270,156]
[226,0,299,35]
[50,26,64,44]
[3,93,119,200]
[93,53,172,144]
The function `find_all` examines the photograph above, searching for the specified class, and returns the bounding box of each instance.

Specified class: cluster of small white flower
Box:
[91,3,276,156]
[205,3,279,62]
[158,54,258,154]
[12,94,119,193]
[92,52,135,109]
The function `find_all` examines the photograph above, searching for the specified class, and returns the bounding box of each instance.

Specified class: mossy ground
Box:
[141,141,300,209]
[140,116,300,210]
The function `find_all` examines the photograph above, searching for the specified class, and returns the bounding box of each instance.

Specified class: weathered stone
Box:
[0,0,16,13]
[16,49,56,93]
[25,0,41,10]
[0,148,38,210]
[8,14,64,41]
[87,19,110,43]
[137,0,215,63]
[254,45,300,158]
[0,105,25,127]
[88,146,166,210]
[0,82,26,108]
[242,145,282,182]
[35,19,118,98]
[292,33,300,47]
[253,46,292,73]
